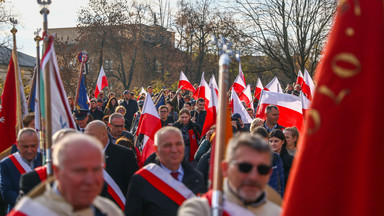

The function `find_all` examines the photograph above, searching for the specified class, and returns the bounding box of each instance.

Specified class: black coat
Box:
[190,110,207,129]
[124,160,207,216]
[90,108,105,120]
[280,147,294,186]
[120,99,139,128]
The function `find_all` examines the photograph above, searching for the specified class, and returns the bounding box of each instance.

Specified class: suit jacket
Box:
[120,99,138,128]
[0,153,42,211]
[124,159,207,216]
[105,140,139,205]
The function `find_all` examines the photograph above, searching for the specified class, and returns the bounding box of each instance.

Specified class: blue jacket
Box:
[0,152,42,212]
[268,152,285,197]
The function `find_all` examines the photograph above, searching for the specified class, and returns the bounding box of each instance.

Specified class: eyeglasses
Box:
[112,125,124,128]
[230,161,271,175]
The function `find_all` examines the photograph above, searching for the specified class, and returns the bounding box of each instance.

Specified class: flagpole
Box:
[10,18,23,132]
[38,0,52,176]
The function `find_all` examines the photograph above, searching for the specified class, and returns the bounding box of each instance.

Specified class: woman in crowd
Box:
[269,129,294,187]
[283,127,299,156]
[104,97,119,115]
[173,109,202,163]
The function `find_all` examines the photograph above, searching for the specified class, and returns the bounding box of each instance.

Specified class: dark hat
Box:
[123,90,130,95]
[74,109,89,120]
[97,99,103,103]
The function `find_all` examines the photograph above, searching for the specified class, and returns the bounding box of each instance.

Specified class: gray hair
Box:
[225,133,272,163]
[52,128,79,146]
[109,113,125,123]
[154,126,183,146]
[265,105,278,114]
[53,134,103,168]
[17,128,38,141]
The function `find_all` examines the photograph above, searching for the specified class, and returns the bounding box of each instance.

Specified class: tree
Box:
[225,0,337,81]
[0,2,16,63]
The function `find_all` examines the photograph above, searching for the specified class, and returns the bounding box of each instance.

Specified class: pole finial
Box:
[34,28,42,42]
[10,18,18,34]
[37,0,51,6]
[211,35,239,66]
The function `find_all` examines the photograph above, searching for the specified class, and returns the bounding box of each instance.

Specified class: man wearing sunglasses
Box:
[178,133,281,216]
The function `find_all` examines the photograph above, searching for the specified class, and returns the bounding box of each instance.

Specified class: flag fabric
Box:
[178,71,196,93]
[17,61,28,121]
[256,90,303,130]
[239,62,246,85]
[299,92,310,117]
[282,1,384,215]
[154,93,165,110]
[302,69,315,101]
[239,84,254,111]
[40,37,76,134]
[192,72,211,109]
[76,74,89,110]
[136,93,162,163]
[231,75,246,95]
[231,89,252,124]
[296,70,304,86]
[264,77,283,93]
[94,66,108,99]
[137,87,146,101]
[0,55,18,153]
[201,85,218,136]
[255,78,263,100]
[209,75,219,96]
[28,67,37,112]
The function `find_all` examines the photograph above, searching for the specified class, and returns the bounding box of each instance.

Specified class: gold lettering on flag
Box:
[331,53,361,78]
[307,109,321,135]
[318,86,350,105]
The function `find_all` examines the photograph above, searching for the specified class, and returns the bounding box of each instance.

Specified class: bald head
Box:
[85,120,109,147]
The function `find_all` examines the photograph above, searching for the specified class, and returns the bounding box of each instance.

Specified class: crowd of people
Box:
[0,84,303,215]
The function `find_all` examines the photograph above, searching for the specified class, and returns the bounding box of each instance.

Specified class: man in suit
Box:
[85,120,138,209]
[74,109,89,133]
[0,128,42,212]
[119,90,139,128]
[124,126,206,216]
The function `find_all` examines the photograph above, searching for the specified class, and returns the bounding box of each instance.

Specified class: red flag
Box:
[254,78,263,100]
[201,85,218,136]
[0,55,17,153]
[256,90,303,130]
[302,69,315,101]
[239,84,254,111]
[264,76,283,93]
[94,66,108,99]
[136,93,162,163]
[296,70,304,86]
[178,71,196,93]
[282,1,384,215]
[209,75,219,96]
[192,72,211,109]
[231,75,246,95]
[299,92,310,117]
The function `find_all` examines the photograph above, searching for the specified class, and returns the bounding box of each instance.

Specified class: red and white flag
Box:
[255,78,263,100]
[178,71,196,93]
[302,69,315,101]
[137,87,146,101]
[264,77,283,93]
[231,89,253,124]
[202,85,218,136]
[239,62,246,85]
[209,75,219,96]
[256,90,303,130]
[192,72,211,109]
[296,70,304,86]
[94,66,108,99]
[300,92,311,117]
[136,93,162,163]
[239,84,254,111]
[231,75,246,95]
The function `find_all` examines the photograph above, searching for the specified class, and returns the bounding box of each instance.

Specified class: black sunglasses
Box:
[231,161,271,175]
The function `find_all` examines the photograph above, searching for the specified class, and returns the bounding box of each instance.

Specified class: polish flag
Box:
[256,90,303,130]
[255,78,263,100]
[137,87,146,101]
[300,92,311,117]
[296,70,304,86]
[136,93,162,163]
[209,75,219,96]
[302,69,315,101]
[231,75,246,95]
[239,85,254,111]
[192,72,211,109]
[202,85,218,136]
[178,71,196,93]
[94,66,108,99]
[264,77,283,93]
[239,62,246,85]
[231,89,253,124]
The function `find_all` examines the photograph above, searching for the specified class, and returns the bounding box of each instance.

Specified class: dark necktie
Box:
[170,172,179,181]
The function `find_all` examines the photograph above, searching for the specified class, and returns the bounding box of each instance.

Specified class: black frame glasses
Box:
[230,161,271,175]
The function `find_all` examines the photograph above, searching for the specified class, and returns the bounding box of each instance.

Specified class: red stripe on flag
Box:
[9,155,26,175]
[256,103,303,130]
[136,113,162,138]
[137,169,186,206]
[35,166,47,182]
[7,210,28,216]
[107,185,125,211]
[179,80,196,93]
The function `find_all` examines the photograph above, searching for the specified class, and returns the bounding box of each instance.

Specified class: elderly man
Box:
[9,134,123,215]
[0,128,42,212]
[125,126,206,216]
[178,133,281,215]
[108,113,134,143]
[262,105,285,133]
[86,120,138,209]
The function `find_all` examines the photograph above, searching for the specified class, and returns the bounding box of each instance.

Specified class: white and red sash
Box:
[203,190,254,216]
[8,196,59,216]
[103,170,126,211]
[136,163,195,205]
[8,152,32,175]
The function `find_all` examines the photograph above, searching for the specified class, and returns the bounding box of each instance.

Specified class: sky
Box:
[7,0,88,56]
